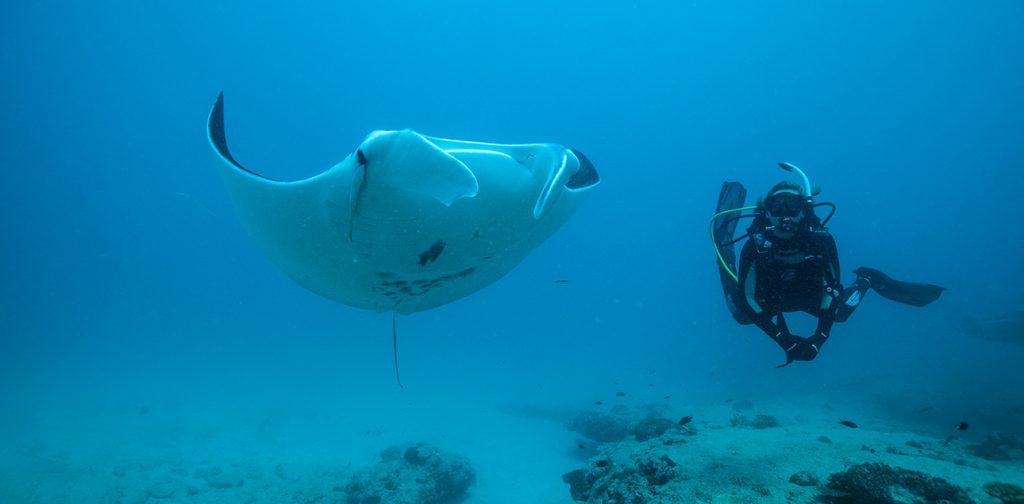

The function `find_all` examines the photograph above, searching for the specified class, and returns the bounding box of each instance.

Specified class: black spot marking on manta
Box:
[357,149,367,165]
[376,267,477,299]
[418,240,446,266]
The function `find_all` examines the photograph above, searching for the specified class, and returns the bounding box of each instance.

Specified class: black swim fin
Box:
[854,267,945,307]
[715,181,747,245]
[715,182,749,324]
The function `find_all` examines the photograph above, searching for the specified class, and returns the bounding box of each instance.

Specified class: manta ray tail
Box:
[393,312,404,389]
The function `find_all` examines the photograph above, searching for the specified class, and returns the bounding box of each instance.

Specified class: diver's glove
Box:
[807,331,828,350]
[777,331,828,367]
[772,330,804,353]
[796,331,829,360]
[771,330,806,367]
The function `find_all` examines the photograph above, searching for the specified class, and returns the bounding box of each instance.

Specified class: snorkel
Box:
[777,162,812,199]
[764,162,815,235]
[774,163,838,229]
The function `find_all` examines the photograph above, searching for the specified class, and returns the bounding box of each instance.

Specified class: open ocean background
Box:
[2,1,1022,502]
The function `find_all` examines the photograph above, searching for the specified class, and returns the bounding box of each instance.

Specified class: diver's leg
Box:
[834,277,871,322]
[720,270,752,325]
[776,313,790,333]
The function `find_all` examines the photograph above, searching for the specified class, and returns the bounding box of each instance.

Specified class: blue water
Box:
[2,1,1022,502]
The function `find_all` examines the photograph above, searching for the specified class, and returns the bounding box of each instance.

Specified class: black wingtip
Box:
[208,91,233,164]
[566,149,600,189]
[209,91,225,133]
[207,91,277,181]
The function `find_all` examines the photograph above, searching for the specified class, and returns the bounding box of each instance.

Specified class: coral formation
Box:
[968,432,1024,461]
[567,405,685,444]
[562,450,681,503]
[632,417,676,442]
[789,471,819,487]
[983,482,1024,504]
[342,442,475,504]
[567,410,631,443]
[818,462,974,504]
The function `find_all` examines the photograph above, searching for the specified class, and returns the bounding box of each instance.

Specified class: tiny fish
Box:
[956,421,969,431]
[678,416,693,426]
[664,395,671,399]
[554,279,570,284]
[615,391,626,397]
[577,443,586,450]
[916,406,934,414]
[593,401,603,406]
[838,419,858,428]
[593,459,610,468]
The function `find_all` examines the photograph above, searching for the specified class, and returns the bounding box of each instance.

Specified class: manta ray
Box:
[207,93,599,383]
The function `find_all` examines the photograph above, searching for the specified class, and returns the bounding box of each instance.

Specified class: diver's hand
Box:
[789,341,820,361]
[771,329,803,351]
[784,332,829,365]
[807,331,828,352]
[772,330,806,367]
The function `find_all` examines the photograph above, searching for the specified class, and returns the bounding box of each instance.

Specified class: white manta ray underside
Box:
[207,93,600,315]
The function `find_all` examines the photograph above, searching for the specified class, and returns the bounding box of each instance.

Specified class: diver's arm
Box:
[737,241,798,348]
[809,235,841,351]
[812,307,835,346]
[736,242,771,332]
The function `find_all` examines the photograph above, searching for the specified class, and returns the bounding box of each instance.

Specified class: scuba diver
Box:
[712,162,945,367]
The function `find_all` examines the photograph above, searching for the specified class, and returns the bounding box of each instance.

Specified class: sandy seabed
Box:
[1,393,1021,504]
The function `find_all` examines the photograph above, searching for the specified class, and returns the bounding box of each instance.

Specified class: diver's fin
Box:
[715,181,750,324]
[854,267,945,307]
[715,181,747,244]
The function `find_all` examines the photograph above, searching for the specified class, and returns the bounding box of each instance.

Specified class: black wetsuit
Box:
[735,229,847,340]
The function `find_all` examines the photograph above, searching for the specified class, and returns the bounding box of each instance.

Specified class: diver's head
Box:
[762,181,809,238]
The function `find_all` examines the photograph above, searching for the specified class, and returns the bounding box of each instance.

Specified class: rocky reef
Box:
[562,444,684,504]
[566,404,687,444]
[817,462,974,503]
[969,432,1024,462]
[557,401,1024,503]
[983,481,1024,504]
[342,442,475,504]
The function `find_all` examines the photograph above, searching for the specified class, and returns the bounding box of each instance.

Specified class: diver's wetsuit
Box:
[733,227,869,363]
[737,230,850,336]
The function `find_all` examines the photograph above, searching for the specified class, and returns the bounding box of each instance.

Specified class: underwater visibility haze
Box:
[2,1,1023,502]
